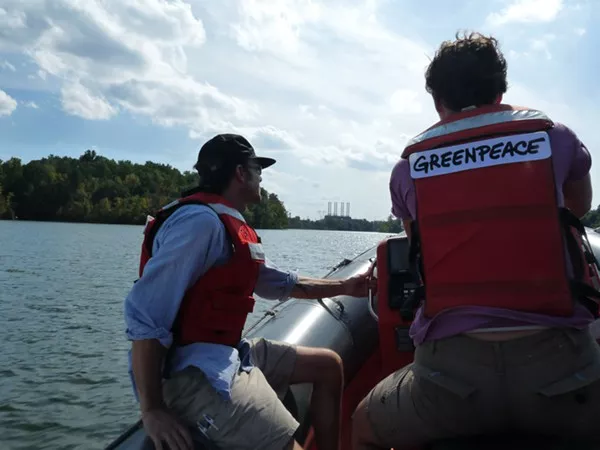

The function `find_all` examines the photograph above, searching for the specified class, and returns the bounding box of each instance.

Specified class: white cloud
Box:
[261,167,319,194]
[390,89,423,115]
[231,0,321,59]
[1,60,15,71]
[22,101,38,109]
[0,6,26,32]
[0,0,432,160]
[249,125,300,150]
[61,82,116,120]
[502,81,577,128]
[486,0,563,26]
[0,89,17,116]
[0,0,596,219]
[197,0,435,180]
[530,33,557,59]
[0,0,253,134]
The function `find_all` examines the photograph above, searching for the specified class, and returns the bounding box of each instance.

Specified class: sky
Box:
[0,0,598,220]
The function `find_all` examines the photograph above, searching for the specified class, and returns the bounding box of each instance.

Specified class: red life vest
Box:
[139,192,263,347]
[400,103,600,319]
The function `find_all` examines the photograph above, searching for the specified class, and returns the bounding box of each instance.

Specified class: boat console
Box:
[372,234,420,375]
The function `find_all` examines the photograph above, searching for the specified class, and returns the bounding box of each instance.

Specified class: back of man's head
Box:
[425,31,508,112]
[193,161,236,195]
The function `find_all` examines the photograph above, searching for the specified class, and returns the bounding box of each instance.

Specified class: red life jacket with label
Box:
[139,192,263,347]
[400,103,600,319]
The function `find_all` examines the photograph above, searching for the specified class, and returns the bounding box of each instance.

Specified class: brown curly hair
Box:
[425,31,508,112]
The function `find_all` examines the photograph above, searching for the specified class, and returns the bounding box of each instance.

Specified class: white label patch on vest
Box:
[409,131,551,179]
[248,243,265,261]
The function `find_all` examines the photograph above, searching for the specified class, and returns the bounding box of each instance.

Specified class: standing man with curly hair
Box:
[351,32,599,449]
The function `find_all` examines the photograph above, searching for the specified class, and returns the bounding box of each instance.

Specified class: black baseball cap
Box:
[194,133,276,171]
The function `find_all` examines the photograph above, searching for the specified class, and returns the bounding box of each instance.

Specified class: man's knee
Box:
[292,346,344,386]
[313,348,343,386]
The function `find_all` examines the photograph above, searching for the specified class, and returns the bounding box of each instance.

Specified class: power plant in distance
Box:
[326,201,350,217]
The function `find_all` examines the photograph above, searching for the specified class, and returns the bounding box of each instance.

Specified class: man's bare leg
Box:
[289,347,344,450]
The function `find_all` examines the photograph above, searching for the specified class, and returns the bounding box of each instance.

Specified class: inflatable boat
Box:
[105,229,600,450]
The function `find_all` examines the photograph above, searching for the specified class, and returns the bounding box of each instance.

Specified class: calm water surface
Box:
[0,220,389,450]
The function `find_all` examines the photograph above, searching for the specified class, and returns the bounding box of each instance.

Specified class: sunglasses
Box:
[246,164,262,175]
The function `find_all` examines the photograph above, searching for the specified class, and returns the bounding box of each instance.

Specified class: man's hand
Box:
[342,271,377,297]
[291,271,377,299]
[142,408,194,450]
[131,340,193,450]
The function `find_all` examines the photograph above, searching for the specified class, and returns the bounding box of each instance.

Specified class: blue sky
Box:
[0,0,597,220]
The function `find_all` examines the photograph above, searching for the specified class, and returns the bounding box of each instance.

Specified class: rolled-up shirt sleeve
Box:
[565,126,592,181]
[124,206,227,348]
[254,259,298,301]
[390,159,416,220]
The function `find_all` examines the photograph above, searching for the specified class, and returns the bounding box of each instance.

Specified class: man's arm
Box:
[131,339,169,412]
[290,276,355,299]
[125,207,227,411]
[561,127,593,219]
[390,160,415,240]
[255,261,369,301]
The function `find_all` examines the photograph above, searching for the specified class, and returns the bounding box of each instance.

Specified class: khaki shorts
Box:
[163,337,299,450]
[365,327,600,449]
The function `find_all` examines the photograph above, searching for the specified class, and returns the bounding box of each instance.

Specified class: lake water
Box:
[0,220,390,450]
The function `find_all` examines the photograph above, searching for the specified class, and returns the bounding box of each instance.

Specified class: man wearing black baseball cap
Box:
[188,133,276,208]
[125,133,372,450]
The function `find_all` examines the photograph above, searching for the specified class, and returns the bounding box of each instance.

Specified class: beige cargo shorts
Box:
[365,327,600,449]
[163,337,299,450]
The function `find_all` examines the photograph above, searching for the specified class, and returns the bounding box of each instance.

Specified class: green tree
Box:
[0,151,290,229]
[0,186,7,218]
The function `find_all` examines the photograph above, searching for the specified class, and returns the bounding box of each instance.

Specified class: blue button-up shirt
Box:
[124,203,298,400]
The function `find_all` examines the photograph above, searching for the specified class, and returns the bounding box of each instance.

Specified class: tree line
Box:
[0,150,289,229]
[3,151,600,233]
[288,215,403,233]
[0,150,401,232]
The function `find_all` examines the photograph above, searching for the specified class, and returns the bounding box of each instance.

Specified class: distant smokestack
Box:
[334,202,338,216]
[340,202,345,216]
[346,202,350,217]
[328,202,332,216]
